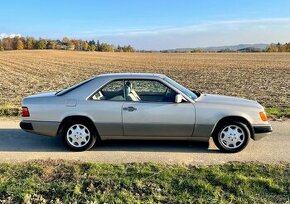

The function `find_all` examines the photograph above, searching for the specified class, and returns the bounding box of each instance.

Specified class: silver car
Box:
[20,73,272,152]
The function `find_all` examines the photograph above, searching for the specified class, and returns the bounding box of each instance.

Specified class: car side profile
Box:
[20,73,272,152]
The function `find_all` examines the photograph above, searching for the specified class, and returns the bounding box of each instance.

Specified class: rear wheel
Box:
[213,121,250,153]
[62,120,97,151]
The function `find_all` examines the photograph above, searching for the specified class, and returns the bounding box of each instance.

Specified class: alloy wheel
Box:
[218,125,245,150]
[66,124,91,148]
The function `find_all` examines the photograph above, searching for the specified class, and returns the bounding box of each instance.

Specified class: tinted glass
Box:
[125,80,176,102]
[91,80,124,101]
[164,77,197,100]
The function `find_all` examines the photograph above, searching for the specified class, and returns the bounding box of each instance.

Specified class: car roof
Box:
[96,73,166,79]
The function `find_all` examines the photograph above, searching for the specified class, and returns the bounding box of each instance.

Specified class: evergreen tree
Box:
[88,40,96,51]
[96,40,100,51]
[88,44,96,51]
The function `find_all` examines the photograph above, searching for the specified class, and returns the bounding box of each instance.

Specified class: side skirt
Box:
[100,136,210,142]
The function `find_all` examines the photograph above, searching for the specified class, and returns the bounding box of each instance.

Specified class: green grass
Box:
[265,107,290,118]
[0,161,289,203]
[0,104,19,117]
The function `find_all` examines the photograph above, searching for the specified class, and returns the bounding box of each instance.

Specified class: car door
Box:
[87,80,125,137]
[122,79,196,137]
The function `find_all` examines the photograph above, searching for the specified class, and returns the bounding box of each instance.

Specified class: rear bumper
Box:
[252,124,272,140]
[20,120,60,137]
[20,122,34,130]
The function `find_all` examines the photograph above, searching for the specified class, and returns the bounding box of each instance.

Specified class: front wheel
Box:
[62,120,97,151]
[213,121,250,153]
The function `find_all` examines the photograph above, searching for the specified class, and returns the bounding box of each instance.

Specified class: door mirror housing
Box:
[175,94,185,103]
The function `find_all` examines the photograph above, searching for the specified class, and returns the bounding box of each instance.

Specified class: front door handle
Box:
[123,106,137,112]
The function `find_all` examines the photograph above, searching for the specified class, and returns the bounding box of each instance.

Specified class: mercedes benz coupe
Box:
[20,73,272,152]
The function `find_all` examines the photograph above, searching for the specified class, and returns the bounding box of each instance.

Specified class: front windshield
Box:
[164,77,198,100]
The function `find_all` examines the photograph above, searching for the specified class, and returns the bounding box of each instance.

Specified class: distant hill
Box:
[237,47,263,52]
[162,44,269,52]
[201,44,268,52]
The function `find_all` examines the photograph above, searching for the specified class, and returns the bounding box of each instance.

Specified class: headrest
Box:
[125,81,132,94]
[125,81,132,89]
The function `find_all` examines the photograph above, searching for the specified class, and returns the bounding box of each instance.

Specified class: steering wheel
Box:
[163,88,175,102]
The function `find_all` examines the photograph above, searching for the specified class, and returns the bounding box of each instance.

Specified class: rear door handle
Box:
[123,106,137,112]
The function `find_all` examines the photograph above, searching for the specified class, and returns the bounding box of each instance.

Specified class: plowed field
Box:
[0,50,289,108]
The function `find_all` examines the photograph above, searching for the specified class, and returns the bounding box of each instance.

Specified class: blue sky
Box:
[1,0,290,49]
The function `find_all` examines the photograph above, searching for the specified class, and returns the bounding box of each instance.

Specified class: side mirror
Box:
[175,94,184,103]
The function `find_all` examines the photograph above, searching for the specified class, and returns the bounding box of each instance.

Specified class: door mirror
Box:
[175,94,185,103]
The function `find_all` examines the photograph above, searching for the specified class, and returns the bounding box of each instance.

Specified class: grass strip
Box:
[265,107,290,118]
[0,160,289,203]
[0,104,19,117]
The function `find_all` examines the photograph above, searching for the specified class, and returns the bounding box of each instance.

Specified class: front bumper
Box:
[252,124,272,140]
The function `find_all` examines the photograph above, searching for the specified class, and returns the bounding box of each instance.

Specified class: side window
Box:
[124,80,176,102]
[91,80,124,101]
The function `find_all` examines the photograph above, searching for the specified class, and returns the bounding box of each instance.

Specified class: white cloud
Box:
[0,33,21,39]
[92,17,290,50]
[72,17,290,38]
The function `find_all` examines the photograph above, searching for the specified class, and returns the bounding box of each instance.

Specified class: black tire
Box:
[213,121,250,153]
[61,119,97,151]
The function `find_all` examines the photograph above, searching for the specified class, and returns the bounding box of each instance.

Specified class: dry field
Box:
[0,50,289,108]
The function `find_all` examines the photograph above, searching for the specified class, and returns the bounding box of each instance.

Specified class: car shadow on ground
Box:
[94,140,219,153]
[0,129,220,153]
[0,129,64,152]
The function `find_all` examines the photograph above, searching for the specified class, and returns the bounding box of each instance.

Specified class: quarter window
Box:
[91,80,124,101]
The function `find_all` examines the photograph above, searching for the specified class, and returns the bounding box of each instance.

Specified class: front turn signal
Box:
[259,111,268,121]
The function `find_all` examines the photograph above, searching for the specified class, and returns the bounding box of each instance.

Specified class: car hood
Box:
[25,91,57,99]
[195,94,262,108]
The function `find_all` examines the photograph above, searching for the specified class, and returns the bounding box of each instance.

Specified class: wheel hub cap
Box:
[66,124,91,148]
[219,125,245,149]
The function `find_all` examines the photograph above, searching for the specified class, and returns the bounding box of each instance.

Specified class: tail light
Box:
[22,107,30,117]
[259,111,268,121]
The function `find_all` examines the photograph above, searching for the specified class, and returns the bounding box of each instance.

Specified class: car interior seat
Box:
[125,81,141,101]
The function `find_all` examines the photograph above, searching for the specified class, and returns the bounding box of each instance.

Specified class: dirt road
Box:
[0,119,289,164]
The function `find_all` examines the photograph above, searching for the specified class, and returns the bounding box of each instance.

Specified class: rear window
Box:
[56,77,94,96]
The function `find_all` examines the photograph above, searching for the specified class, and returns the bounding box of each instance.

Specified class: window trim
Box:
[88,79,126,102]
[87,78,190,103]
[123,79,178,104]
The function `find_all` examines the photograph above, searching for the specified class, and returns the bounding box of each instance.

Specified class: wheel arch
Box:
[211,116,254,139]
[57,115,100,138]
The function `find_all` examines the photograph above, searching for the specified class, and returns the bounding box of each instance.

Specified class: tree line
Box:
[265,42,290,52]
[0,37,135,52]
